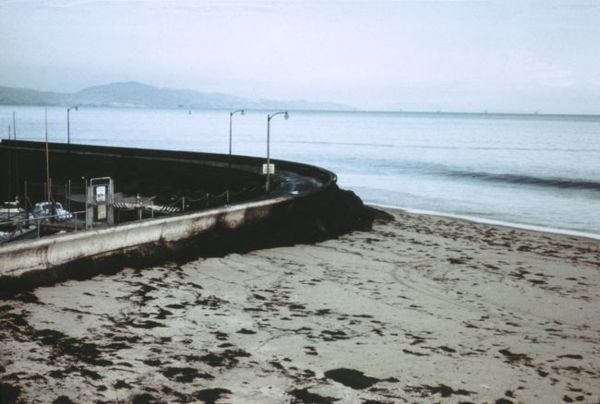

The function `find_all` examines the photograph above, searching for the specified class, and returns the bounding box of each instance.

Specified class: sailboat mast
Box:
[7,124,11,200]
[13,112,19,199]
[45,108,51,201]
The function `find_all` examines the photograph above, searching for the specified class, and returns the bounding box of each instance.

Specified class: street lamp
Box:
[67,105,79,145]
[229,109,244,166]
[265,111,289,193]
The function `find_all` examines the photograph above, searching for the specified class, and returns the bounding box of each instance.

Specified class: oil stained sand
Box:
[1,209,599,403]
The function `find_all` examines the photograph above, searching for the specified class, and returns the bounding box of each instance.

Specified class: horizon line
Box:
[2,103,600,120]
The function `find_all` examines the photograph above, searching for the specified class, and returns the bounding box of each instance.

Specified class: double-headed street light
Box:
[229,109,245,166]
[265,111,289,193]
[67,105,79,145]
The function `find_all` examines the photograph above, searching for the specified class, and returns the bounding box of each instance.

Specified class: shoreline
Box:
[368,202,600,241]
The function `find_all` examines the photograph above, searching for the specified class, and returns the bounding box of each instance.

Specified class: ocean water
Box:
[2,106,599,236]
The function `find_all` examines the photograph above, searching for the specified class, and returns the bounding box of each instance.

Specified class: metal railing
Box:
[165,185,264,214]
[0,210,86,244]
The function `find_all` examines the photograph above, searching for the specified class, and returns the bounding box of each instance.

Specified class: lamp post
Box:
[228,109,244,166]
[265,111,289,193]
[67,105,79,145]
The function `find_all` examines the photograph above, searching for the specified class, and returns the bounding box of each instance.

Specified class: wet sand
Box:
[1,208,599,403]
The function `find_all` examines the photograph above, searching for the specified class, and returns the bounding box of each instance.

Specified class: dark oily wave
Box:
[330,157,600,193]
[449,170,600,192]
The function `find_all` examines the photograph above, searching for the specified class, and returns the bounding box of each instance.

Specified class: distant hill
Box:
[0,86,65,106]
[0,82,350,111]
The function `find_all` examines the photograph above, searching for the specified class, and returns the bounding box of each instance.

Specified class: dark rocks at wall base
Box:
[197,185,392,256]
[274,185,392,243]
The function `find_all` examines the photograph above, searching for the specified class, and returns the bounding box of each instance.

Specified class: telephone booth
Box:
[86,177,114,229]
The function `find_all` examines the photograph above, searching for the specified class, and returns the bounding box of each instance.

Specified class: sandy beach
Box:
[1,208,599,403]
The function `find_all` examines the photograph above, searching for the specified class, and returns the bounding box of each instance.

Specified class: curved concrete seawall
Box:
[1,196,287,278]
[0,141,380,295]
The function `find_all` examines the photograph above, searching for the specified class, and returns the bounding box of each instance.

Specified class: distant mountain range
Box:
[0,82,351,111]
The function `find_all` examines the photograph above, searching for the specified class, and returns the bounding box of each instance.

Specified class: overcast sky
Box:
[1,0,599,113]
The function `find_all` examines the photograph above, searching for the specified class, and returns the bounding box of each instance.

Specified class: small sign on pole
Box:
[262,163,275,175]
